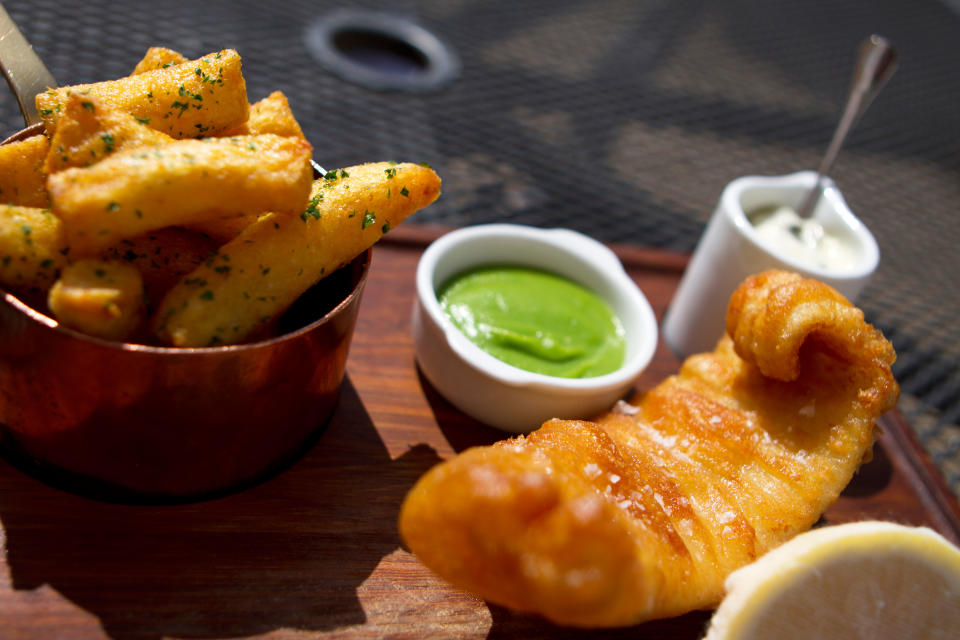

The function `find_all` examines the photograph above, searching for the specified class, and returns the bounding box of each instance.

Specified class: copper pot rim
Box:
[2,121,45,144]
[1,249,371,355]
[2,123,372,355]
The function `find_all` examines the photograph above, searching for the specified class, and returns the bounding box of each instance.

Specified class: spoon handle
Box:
[797,35,899,218]
[0,2,57,127]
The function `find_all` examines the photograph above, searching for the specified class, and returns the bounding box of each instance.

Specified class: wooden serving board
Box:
[0,224,957,639]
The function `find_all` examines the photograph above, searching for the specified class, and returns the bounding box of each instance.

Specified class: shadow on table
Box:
[486,606,713,640]
[840,438,894,498]
[0,377,441,640]
[416,366,507,452]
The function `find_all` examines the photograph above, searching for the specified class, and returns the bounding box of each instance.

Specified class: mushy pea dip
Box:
[437,265,626,378]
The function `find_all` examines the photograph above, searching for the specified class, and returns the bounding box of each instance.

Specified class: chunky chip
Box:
[130,46,188,75]
[220,90,305,138]
[153,162,441,346]
[45,94,173,173]
[0,135,51,207]
[47,259,144,341]
[48,133,313,255]
[0,204,66,290]
[36,49,249,138]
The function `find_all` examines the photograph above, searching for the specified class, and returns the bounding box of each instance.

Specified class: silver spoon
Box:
[795,34,898,219]
[0,2,56,127]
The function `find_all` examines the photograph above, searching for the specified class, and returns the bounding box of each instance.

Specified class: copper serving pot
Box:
[0,125,371,501]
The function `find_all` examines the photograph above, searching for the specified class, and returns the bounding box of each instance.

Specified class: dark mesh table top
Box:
[2,0,959,496]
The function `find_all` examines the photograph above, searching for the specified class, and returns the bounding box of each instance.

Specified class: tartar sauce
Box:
[748,205,857,271]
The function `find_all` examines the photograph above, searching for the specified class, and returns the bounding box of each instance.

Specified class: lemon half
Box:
[703,521,960,640]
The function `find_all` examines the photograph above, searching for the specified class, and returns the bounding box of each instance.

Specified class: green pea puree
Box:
[437,265,626,378]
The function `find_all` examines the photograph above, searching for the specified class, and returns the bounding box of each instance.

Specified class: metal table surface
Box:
[1,0,958,497]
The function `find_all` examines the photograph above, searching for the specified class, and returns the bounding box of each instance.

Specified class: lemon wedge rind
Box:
[703,520,960,640]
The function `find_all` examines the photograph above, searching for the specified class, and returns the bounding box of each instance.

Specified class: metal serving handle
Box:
[0,2,56,127]
[795,34,898,219]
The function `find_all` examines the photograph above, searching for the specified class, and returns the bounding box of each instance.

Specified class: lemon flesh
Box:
[703,521,960,640]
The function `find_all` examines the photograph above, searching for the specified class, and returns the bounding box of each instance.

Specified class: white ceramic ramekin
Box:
[662,171,879,358]
[412,224,658,433]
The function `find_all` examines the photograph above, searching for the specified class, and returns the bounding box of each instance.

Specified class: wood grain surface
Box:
[0,224,957,639]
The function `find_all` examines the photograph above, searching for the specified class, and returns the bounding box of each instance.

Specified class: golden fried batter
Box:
[399,270,899,627]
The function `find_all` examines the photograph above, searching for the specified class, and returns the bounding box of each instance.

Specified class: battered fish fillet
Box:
[399,270,899,627]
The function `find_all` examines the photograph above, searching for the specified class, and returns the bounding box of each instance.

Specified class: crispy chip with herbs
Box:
[153,162,441,346]
[48,133,314,256]
[0,204,66,290]
[47,259,144,341]
[36,49,249,138]
[0,135,51,208]
[130,46,188,75]
[220,90,305,138]
[45,94,173,173]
